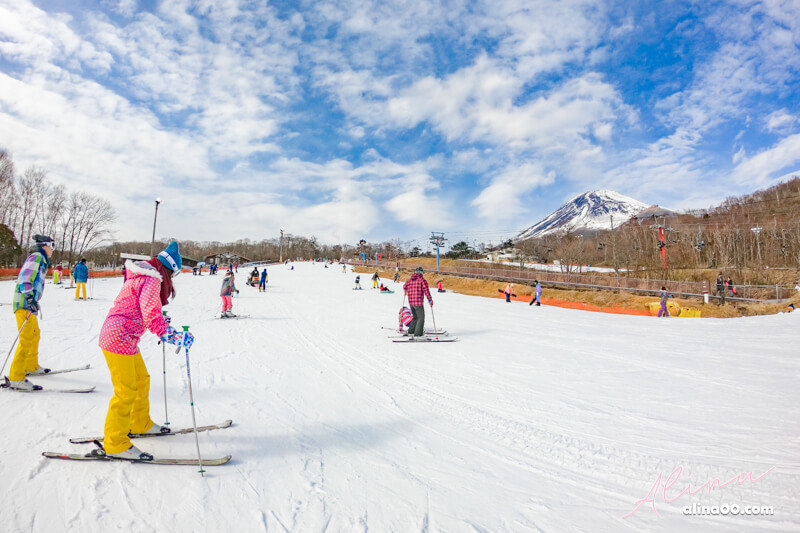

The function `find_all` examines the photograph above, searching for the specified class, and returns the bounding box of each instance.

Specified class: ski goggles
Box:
[39,241,56,250]
[158,251,181,277]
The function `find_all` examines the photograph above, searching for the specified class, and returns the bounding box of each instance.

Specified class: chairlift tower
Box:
[650,217,673,269]
[430,232,447,272]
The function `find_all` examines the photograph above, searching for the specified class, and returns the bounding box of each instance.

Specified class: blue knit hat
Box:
[158,241,182,273]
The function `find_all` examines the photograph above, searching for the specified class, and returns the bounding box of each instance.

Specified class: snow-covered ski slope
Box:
[1,262,798,532]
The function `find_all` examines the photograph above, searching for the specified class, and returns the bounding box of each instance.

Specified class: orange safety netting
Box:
[497,292,652,316]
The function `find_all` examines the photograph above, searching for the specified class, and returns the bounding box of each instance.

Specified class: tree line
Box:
[0,150,116,267]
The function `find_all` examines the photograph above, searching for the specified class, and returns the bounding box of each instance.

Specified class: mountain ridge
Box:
[517,190,649,239]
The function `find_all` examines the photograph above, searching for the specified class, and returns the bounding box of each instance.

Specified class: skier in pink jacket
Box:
[98,241,192,461]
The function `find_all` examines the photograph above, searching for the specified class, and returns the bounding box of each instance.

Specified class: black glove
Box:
[25,293,39,313]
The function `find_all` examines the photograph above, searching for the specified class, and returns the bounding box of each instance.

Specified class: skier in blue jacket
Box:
[73,258,89,300]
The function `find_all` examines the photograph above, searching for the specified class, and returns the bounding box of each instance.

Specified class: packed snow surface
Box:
[1,262,798,532]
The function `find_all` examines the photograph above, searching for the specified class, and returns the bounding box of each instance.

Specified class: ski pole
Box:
[1,311,32,378]
[429,302,440,339]
[181,326,205,476]
[399,292,407,332]
[161,311,170,427]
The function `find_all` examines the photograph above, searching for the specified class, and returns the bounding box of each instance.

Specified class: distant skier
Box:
[403,267,433,339]
[259,268,267,292]
[658,286,670,317]
[220,270,237,318]
[98,241,191,460]
[354,275,362,290]
[73,258,89,300]
[4,235,56,391]
[726,277,736,297]
[394,271,400,283]
[342,264,347,273]
[379,283,393,293]
[436,280,444,293]
[52,265,61,285]
[247,267,259,287]
[504,283,514,303]
[372,272,380,288]
[529,280,542,306]
[715,273,725,304]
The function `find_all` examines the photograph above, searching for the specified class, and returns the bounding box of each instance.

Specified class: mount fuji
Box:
[517,190,649,240]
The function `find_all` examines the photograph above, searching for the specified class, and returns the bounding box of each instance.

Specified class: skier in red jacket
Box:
[403,268,433,339]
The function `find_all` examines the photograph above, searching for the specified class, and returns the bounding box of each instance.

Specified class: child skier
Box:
[220,270,237,317]
[354,275,362,290]
[436,280,444,292]
[398,306,413,332]
[259,268,267,292]
[394,271,400,283]
[372,272,380,288]
[98,241,192,460]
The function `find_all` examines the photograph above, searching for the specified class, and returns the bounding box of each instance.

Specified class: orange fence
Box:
[1,267,188,279]
[497,292,652,317]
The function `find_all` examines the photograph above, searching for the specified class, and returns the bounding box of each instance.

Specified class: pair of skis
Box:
[13,363,233,466]
[43,420,233,466]
[381,326,458,342]
[1,364,95,393]
[392,336,458,343]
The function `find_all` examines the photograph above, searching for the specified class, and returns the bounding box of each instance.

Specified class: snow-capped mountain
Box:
[517,190,649,239]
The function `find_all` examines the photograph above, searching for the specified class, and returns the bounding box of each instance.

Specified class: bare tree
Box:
[15,166,46,260]
[59,191,116,266]
[0,150,16,226]
[38,184,67,239]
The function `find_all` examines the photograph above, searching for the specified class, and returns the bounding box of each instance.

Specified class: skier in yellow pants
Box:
[97,241,192,460]
[102,350,153,454]
[73,258,89,300]
[5,235,55,391]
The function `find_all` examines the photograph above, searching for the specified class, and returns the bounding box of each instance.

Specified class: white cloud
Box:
[732,145,746,164]
[764,109,796,133]
[472,163,555,220]
[384,188,452,229]
[730,133,800,188]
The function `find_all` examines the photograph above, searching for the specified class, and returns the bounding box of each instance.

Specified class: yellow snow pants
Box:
[102,350,154,453]
[75,282,86,299]
[9,310,40,381]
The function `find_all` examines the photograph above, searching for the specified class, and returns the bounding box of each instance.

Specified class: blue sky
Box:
[1,0,798,247]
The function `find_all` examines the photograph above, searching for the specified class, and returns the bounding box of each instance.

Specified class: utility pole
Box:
[150,198,161,257]
[279,229,284,263]
[751,226,762,263]
[429,232,447,272]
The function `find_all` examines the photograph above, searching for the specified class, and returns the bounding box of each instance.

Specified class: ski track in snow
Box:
[0,263,798,532]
